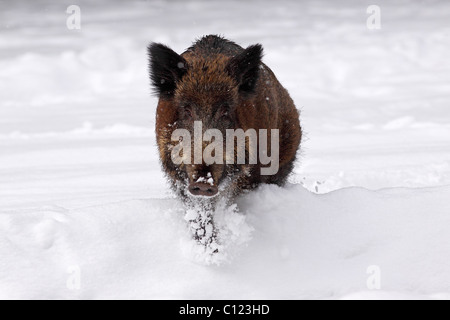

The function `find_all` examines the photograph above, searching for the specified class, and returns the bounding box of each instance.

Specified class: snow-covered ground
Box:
[1,0,450,299]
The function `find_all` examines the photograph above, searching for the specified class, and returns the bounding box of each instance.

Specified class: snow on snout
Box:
[196,172,214,186]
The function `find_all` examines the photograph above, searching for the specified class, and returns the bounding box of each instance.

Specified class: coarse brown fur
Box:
[149,35,302,203]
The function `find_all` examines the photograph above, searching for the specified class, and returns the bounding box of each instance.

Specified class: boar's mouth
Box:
[188,182,219,197]
[187,171,220,198]
[185,164,226,198]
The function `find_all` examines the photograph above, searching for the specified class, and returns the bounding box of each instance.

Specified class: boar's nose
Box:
[188,182,218,197]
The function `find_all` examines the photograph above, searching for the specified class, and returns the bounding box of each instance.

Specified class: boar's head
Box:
[149,42,263,198]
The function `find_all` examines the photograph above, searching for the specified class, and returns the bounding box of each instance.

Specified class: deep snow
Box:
[1,0,450,299]
[1,184,450,299]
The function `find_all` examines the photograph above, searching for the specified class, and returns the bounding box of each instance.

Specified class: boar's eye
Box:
[220,104,231,119]
[182,105,193,120]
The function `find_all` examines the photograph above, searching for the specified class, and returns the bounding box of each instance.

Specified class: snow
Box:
[1,0,450,299]
[1,185,449,299]
[194,176,214,185]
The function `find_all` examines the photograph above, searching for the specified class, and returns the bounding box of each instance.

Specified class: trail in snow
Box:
[1,185,450,299]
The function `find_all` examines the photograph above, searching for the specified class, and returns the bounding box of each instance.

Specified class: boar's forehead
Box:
[175,56,237,106]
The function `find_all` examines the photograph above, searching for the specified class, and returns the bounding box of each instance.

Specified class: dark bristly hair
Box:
[226,44,263,93]
[149,36,263,97]
[148,43,188,98]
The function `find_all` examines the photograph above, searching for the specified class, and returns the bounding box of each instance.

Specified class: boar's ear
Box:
[148,43,188,98]
[226,44,263,94]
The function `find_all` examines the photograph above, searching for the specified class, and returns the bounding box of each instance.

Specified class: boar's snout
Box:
[188,182,218,197]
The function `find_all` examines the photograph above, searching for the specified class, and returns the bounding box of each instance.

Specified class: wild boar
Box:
[148,35,301,206]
